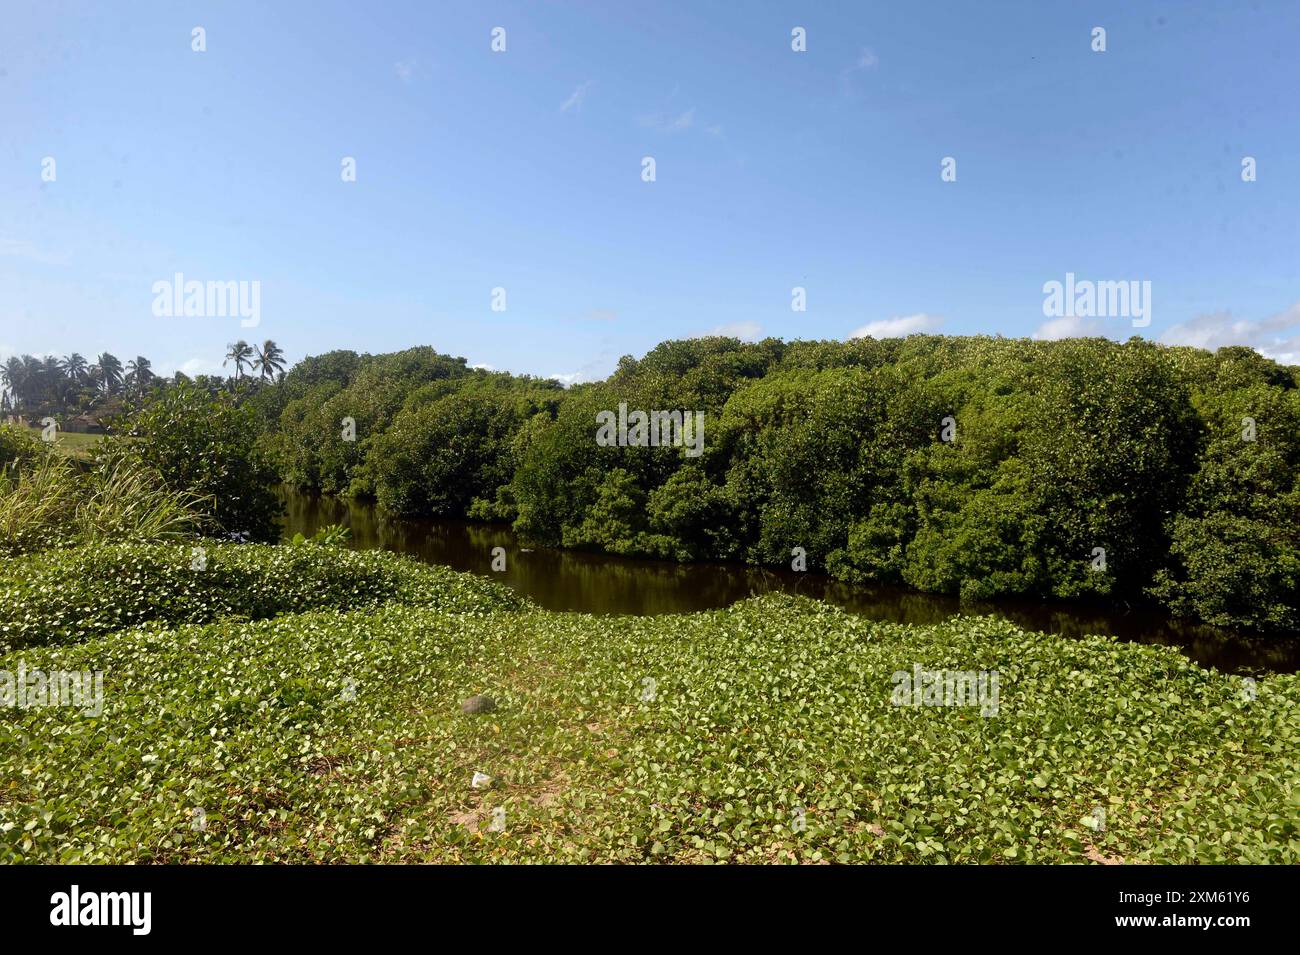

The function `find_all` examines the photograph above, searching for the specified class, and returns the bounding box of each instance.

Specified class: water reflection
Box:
[280,491,1300,675]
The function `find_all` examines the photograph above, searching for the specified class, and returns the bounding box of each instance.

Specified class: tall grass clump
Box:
[74,457,209,547]
[0,456,79,555]
[0,454,206,557]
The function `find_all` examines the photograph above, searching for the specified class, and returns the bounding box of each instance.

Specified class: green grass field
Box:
[2,546,1296,864]
[18,426,111,461]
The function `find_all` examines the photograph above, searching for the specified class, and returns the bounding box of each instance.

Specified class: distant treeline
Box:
[0,340,286,421]
[250,337,1300,633]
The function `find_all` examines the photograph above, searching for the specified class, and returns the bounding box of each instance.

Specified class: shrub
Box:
[0,542,525,651]
[0,424,45,473]
[289,523,352,546]
[368,391,529,517]
[270,347,480,495]
[115,381,281,541]
[1150,512,1300,630]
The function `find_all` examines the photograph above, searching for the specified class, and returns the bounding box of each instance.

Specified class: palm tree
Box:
[41,354,76,406]
[42,357,63,388]
[0,356,23,411]
[252,340,286,381]
[20,355,44,406]
[125,356,154,393]
[60,353,89,384]
[224,341,253,380]
[96,352,124,395]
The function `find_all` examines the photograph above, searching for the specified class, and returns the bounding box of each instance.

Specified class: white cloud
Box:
[393,59,419,84]
[840,47,880,86]
[548,371,589,387]
[470,363,496,371]
[560,82,592,112]
[704,321,763,342]
[847,313,942,339]
[641,108,693,132]
[1160,302,1300,364]
[1032,315,1107,340]
[177,357,225,378]
[854,48,879,70]
[548,348,618,387]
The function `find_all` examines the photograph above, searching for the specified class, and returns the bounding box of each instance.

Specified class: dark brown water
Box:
[281,491,1300,675]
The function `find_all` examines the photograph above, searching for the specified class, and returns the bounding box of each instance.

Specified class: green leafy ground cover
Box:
[2,547,1295,864]
[0,542,523,652]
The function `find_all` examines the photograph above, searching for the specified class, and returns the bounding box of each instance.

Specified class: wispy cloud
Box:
[702,321,763,342]
[394,58,420,84]
[853,48,879,71]
[548,371,590,387]
[638,90,723,138]
[548,346,617,386]
[848,313,941,339]
[641,107,695,133]
[840,47,880,93]
[1160,302,1300,364]
[560,81,592,112]
[1032,315,1107,340]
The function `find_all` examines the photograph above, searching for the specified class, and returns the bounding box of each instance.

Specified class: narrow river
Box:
[281,490,1300,675]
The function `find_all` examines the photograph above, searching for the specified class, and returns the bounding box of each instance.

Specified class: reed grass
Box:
[0,453,206,555]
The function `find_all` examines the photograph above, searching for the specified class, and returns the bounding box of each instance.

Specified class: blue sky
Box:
[3,0,1299,381]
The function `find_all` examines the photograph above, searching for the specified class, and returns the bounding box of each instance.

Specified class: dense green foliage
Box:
[0,424,46,474]
[0,541,524,652]
[117,380,282,541]
[259,336,1300,633]
[7,340,1293,865]
[364,379,561,519]
[255,347,561,505]
[2,584,1295,863]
